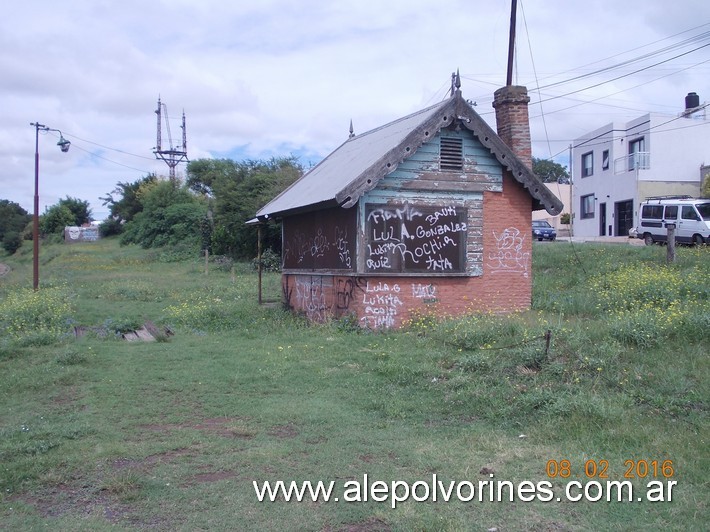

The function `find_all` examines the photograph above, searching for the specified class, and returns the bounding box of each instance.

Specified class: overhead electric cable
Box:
[536,43,710,105]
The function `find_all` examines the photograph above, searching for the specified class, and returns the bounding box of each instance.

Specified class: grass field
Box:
[0,238,708,531]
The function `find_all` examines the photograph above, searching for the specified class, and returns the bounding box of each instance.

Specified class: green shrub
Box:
[251,248,281,272]
[0,286,74,345]
[2,231,23,254]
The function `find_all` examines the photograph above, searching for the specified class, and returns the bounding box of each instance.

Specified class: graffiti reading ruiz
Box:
[365,204,467,273]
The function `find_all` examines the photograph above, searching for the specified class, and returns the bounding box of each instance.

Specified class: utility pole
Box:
[153,97,188,181]
[505,0,518,86]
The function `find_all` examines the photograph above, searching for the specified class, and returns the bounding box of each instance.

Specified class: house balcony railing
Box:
[614,152,650,174]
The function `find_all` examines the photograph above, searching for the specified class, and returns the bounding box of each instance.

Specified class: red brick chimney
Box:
[492,85,532,169]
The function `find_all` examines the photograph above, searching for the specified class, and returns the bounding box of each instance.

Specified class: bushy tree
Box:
[120,179,207,249]
[99,174,157,236]
[0,200,31,253]
[2,232,23,254]
[40,205,75,235]
[39,197,92,236]
[187,157,302,259]
[533,157,570,183]
[58,197,92,226]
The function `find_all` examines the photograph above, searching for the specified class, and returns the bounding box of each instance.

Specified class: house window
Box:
[365,203,467,273]
[602,150,610,171]
[440,137,463,171]
[582,152,594,177]
[580,194,595,219]
[628,137,646,171]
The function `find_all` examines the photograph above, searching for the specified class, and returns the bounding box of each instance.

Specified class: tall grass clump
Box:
[591,262,710,347]
[0,285,74,347]
[419,310,526,351]
[162,283,285,332]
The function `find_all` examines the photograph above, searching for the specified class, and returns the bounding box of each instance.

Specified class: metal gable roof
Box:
[256,91,562,220]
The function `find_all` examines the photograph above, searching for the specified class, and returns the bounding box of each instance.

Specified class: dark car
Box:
[532,220,556,241]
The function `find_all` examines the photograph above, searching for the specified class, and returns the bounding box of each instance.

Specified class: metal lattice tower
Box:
[153,96,188,181]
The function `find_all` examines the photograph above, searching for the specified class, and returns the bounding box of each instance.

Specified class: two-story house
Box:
[572,92,710,237]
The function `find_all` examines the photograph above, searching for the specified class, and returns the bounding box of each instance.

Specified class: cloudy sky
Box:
[2,0,709,220]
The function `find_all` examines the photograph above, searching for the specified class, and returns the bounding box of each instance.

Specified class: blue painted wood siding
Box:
[377,129,503,193]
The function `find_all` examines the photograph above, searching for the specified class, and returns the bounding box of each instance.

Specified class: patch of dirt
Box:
[0,263,9,276]
[9,476,152,527]
[323,517,391,532]
[110,447,195,471]
[51,387,80,407]
[183,470,237,485]
[267,423,299,439]
[138,417,256,439]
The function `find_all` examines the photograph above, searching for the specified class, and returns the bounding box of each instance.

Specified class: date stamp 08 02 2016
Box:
[545,459,675,480]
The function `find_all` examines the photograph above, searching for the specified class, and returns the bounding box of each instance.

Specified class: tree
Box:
[702,171,710,198]
[186,156,303,259]
[39,197,93,236]
[185,159,238,196]
[533,157,570,183]
[99,174,157,236]
[120,179,208,249]
[57,197,92,226]
[0,200,31,253]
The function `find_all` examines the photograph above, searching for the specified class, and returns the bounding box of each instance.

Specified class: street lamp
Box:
[30,122,71,290]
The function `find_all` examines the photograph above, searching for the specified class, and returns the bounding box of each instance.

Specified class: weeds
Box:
[0,239,706,530]
[0,285,74,346]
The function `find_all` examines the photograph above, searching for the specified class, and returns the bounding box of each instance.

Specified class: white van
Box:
[636,196,710,246]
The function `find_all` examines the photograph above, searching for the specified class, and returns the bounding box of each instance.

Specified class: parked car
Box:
[636,196,710,246]
[532,220,556,241]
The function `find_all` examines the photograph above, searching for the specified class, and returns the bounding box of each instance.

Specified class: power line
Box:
[536,31,710,91]
[530,58,710,119]
[534,42,710,105]
[40,129,159,175]
[68,142,154,174]
[61,131,156,161]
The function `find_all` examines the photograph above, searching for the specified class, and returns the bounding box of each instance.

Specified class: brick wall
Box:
[282,174,533,329]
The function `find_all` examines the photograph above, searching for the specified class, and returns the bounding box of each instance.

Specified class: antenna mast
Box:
[153,96,188,181]
[505,0,518,86]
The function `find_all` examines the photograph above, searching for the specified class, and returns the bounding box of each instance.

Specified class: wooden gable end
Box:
[375,127,503,194]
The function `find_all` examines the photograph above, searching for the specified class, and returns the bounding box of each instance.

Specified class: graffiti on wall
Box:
[411,283,438,303]
[488,227,529,276]
[282,207,356,270]
[293,276,332,322]
[360,281,403,329]
[365,203,467,273]
[334,227,352,269]
[64,226,99,243]
[284,276,446,329]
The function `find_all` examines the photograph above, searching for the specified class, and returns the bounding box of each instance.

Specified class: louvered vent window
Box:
[440,137,463,171]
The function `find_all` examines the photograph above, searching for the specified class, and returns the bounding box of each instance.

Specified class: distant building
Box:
[533,183,570,231]
[572,92,710,237]
[255,75,562,328]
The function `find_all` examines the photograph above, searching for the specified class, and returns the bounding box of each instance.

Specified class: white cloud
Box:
[1,0,709,219]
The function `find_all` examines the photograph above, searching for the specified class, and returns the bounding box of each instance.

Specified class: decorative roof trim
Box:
[336,92,563,215]
[336,103,457,207]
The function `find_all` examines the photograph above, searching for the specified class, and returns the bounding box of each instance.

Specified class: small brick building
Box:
[256,77,562,328]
